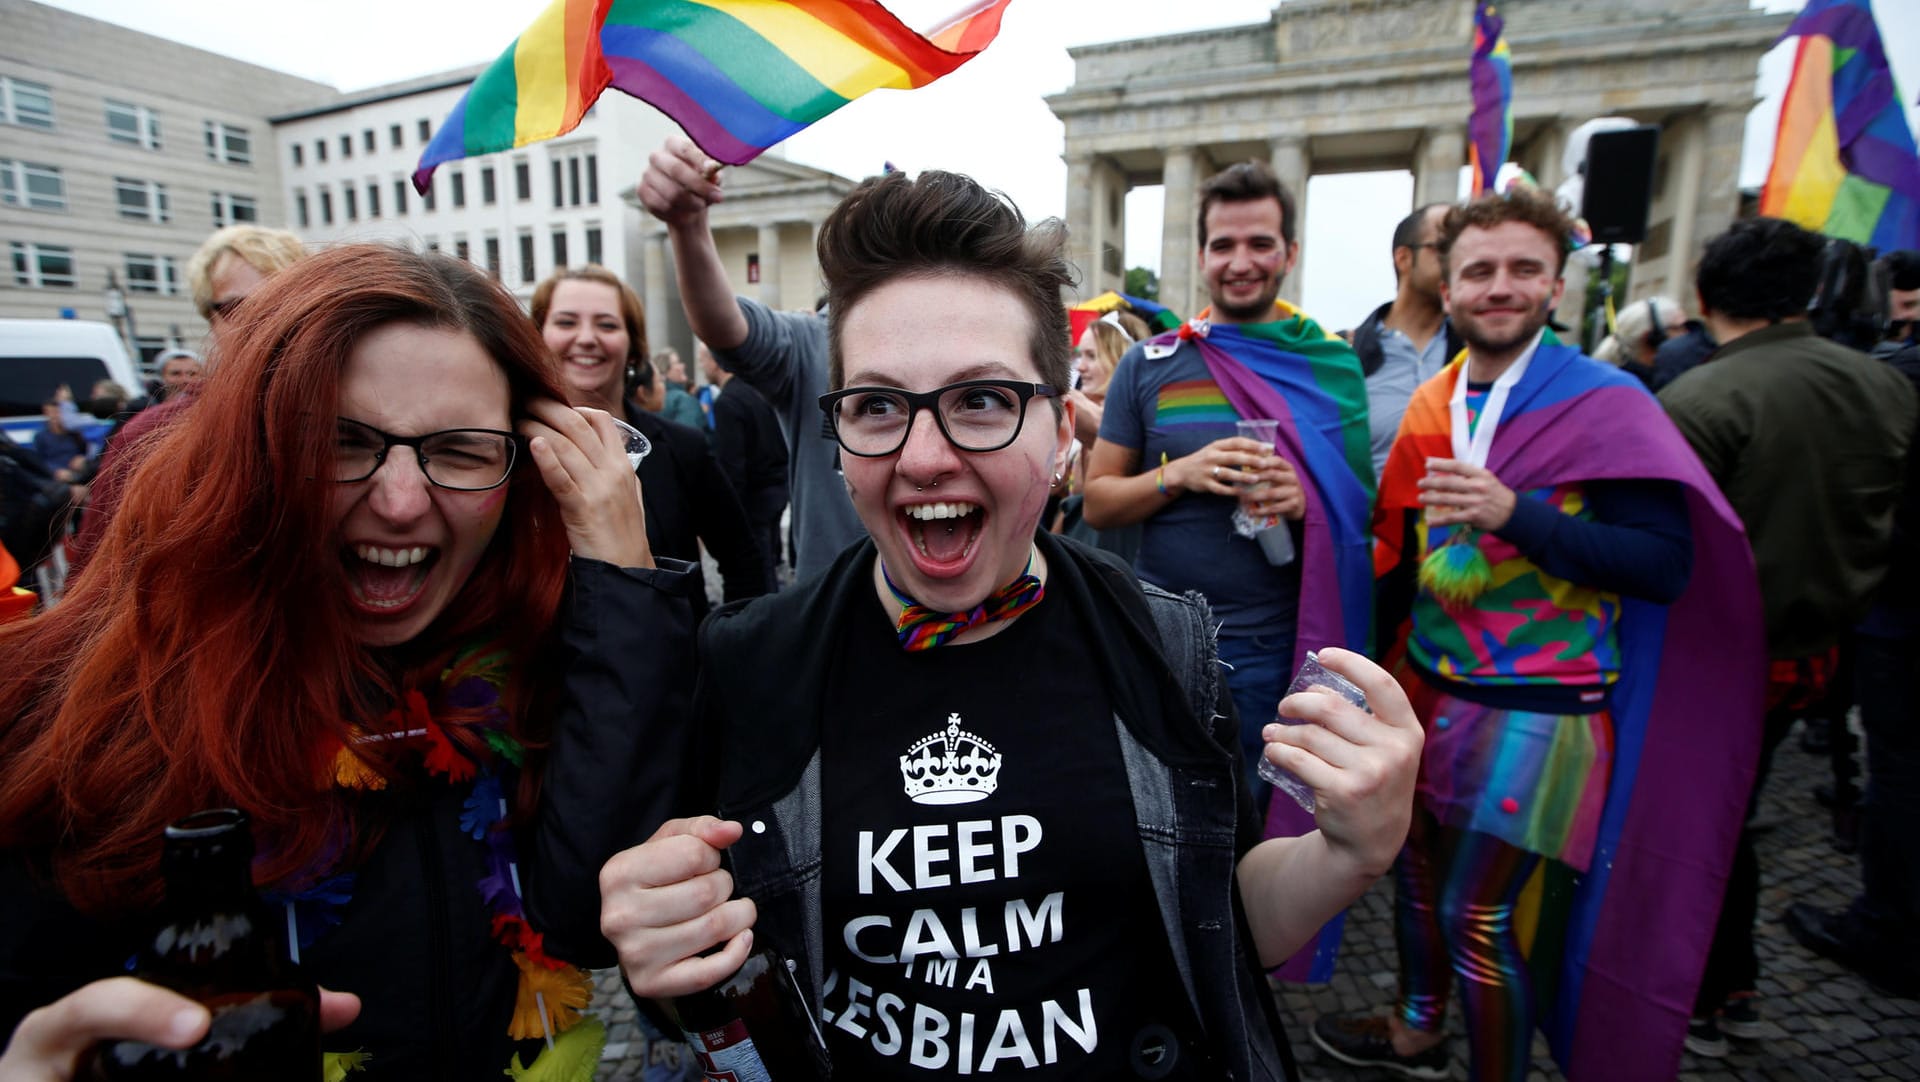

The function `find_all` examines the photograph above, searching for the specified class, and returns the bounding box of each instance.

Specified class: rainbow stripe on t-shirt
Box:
[1153,379,1239,428]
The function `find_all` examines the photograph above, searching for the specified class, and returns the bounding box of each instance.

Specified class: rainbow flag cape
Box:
[1468,3,1513,197]
[1374,345,1764,1079]
[415,0,1012,191]
[1759,0,1920,250]
[1163,303,1374,982]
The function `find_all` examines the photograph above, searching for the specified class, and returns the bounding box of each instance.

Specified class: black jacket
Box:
[625,404,771,620]
[0,559,695,1081]
[692,534,1299,1080]
[708,379,790,523]
[1350,300,1461,378]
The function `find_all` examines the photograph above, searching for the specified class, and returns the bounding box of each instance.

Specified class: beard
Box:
[1454,304,1550,358]
[1209,279,1282,323]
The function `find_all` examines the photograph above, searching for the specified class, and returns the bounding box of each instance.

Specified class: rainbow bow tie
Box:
[883,558,1045,652]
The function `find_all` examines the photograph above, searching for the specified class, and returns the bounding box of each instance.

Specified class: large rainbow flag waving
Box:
[415,0,1012,192]
[1374,346,1765,1078]
[1158,304,1375,982]
[1468,3,1513,197]
[1759,0,1920,250]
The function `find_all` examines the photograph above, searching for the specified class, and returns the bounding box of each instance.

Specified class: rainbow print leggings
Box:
[1393,807,1542,1082]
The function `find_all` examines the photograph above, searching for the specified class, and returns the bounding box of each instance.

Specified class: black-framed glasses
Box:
[333,417,518,491]
[818,379,1059,458]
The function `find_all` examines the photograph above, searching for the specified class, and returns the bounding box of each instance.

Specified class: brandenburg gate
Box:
[1047,0,1791,326]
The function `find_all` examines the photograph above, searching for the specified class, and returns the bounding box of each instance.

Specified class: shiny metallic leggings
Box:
[1393,808,1542,1082]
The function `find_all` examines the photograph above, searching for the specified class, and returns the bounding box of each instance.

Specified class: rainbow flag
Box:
[415,0,1012,191]
[1160,303,1375,982]
[1468,3,1513,197]
[1759,0,1920,251]
[1374,346,1764,1078]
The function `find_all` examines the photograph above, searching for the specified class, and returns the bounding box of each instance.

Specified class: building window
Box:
[292,143,303,167]
[450,171,465,209]
[11,242,75,288]
[551,228,568,269]
[417,118,430,142]
[480,165,496,206]
[115,177,170,222]
[550,147,596,208]
[367,183,380,218]
[295,190,310,228]
[585,225,602,267]
[0,159,66,211]
[422,176,436,212]
[514,159,530,202]
[123,253,180,294]
[363,129,375,153]
[319,188,333,225]
[424,235,439,252]
[104,100,161,149]
[393,178,409,216]
[517,230,535,284]
[339,134,352,160]
[389,123,403,148]
[1,76,54,130]
[343,185,357,221]
[454,236,470,262]
[484,234,500,277]
[586,153,598,205]
[204,121,252,165]
[210,192,258,227]
[316,139,327,163]
[568,157,581,207]
[551,160,563,209]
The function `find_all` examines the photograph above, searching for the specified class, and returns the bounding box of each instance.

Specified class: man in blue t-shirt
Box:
[1084,160,1364,799]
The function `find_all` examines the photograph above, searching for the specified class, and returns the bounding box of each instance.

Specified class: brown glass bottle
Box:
[85,809,322,1081]
[670,948,831,1081]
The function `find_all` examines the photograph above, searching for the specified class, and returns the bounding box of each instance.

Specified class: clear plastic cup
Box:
[1232,418,1294,565]
[609,416,652,470]
[1259,650,1372,814]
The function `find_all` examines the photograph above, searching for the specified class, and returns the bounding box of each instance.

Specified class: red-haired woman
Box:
[0,245,694,1080]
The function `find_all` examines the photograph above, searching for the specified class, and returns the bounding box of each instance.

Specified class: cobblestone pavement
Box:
[588,725,1918,1080]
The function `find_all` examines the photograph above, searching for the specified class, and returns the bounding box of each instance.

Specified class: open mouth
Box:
[898,501,984,574]
[345,543,439,614]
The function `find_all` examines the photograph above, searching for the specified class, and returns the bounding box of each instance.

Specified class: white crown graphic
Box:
[899,713,1001,805]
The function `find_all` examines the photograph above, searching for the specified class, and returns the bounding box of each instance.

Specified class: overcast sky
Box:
[36,0,1920,330]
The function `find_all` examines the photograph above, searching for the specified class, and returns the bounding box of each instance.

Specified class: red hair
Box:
[0,245,572,912]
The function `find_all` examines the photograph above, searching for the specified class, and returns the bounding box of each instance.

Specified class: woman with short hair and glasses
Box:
[600,170,1423,1080]
[0,244,696,1080]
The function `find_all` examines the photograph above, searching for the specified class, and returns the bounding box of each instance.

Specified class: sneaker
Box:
[1716,991,1763,1039]
[1785,902,1920,999]
[1310,1014,1450,1080]
[1684,1015,1729,1059]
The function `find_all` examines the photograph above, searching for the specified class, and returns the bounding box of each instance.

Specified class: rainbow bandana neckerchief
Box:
[1155,301,1376,982]
[1374,344,1765,1079]
[883,553,1045,652]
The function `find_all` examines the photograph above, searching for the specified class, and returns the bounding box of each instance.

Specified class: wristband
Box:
[1155,452,1169,497]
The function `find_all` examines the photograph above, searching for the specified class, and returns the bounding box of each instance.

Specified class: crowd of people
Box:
[0,131,1914,1082]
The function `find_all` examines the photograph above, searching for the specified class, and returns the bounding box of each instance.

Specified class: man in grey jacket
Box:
[637,137,866,579]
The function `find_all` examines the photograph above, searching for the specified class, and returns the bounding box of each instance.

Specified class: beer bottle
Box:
[86,808,322,1081]
[671,947,830,1081]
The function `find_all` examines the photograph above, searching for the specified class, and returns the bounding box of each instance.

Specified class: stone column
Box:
[1662,111,1708,307]
[1415,126,1467,207]
[1528,118,1571,193]
[1064,154,1096,298]
[1160,146,1200,318]
[756,222,782,308]
[1270,136,1311,305]
[1686,104,1751,288]
[642,231,670,350]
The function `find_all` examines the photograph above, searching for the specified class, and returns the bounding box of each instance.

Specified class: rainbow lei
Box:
[281,652,605,1081]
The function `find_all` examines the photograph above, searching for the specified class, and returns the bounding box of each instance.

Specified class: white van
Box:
[0,319,146,448]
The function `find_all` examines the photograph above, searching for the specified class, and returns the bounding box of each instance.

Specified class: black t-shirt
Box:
[818,585,1202,1079]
